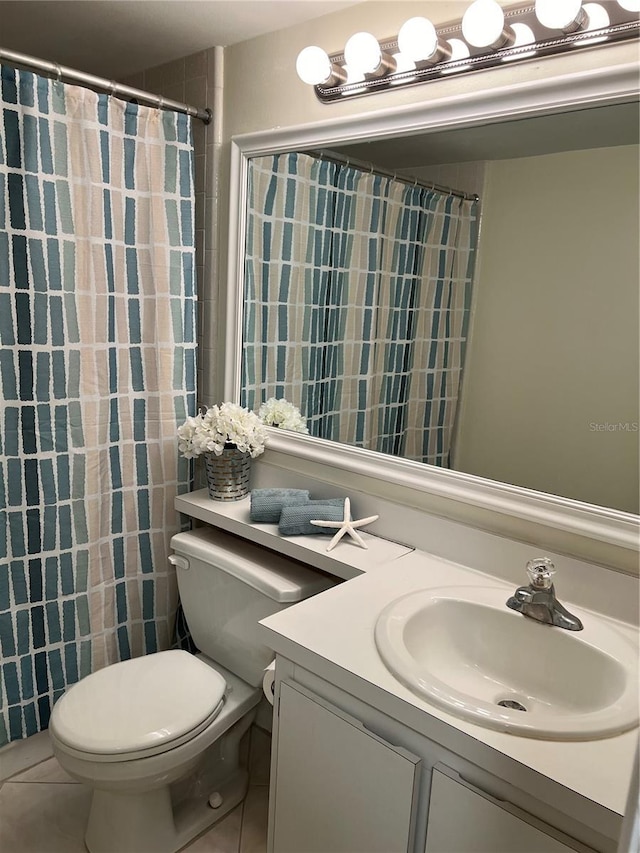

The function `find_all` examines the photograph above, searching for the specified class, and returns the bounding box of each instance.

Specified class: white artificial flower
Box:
[258,398,309,434]
[176,402,268,459]
[177,414,205,459]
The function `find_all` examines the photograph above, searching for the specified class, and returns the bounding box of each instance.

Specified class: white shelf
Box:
[175,489,413,581]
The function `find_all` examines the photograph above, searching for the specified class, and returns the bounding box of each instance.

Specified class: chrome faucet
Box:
[506,558,583,631]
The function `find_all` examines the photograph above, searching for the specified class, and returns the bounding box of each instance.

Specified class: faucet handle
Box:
[526,557,556,589]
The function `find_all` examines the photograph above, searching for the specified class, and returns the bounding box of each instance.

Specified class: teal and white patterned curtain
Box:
[242,152,478,466]
[0,66,197,745]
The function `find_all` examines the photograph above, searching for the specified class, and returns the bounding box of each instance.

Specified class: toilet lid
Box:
[51,650,227,755]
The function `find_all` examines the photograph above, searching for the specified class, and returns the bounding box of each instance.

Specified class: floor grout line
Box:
[2,735,270,852]
[7,780,79,784]
[238,798,246,853]
[2,757,50,784]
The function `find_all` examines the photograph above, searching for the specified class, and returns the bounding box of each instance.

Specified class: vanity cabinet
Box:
[425,766,594,853]
[172,492,631,853]
[268,667,605,853]
[271,681,421,853]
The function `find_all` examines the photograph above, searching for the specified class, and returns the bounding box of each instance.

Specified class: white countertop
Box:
[259,548,639,823]
[175,488,638,829]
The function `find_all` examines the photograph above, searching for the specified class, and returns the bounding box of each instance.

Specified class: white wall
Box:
[454,145,639,514]
[397,162,486,198]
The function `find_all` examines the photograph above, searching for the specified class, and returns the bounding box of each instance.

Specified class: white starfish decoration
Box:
[310,498,379,551]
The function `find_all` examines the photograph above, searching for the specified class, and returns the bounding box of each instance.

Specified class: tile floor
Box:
[0,726,271,853]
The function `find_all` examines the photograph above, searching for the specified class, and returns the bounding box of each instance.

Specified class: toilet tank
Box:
[170,528,335,687]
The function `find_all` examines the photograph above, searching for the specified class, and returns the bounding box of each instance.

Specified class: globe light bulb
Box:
[448,38,471,61]
[502,23,537,61]
[344,64,365,85]
[535,0,585,31]
[462,0,508,48]
[344,32,382,75]
[295,46,332,85]
[583,2,611,29]
[442,38,471,73]
[398,17,439,62]
[391,52,416,75]
[512,23,536,45]
[616,0,640,10]
[581,2,610,42]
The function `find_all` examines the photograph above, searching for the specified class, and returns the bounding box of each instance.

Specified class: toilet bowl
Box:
[49,528,333,853]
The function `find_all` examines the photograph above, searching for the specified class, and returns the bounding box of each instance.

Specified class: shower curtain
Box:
[0,66,197,745]
[242,151,478,467]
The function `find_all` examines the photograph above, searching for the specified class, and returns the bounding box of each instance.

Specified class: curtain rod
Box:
[308,148,478,202]
[0,47,211,123]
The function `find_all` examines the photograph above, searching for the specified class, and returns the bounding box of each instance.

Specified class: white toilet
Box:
[49,527,332,853]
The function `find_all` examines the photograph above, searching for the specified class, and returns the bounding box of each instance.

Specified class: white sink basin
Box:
[375,585,639,740]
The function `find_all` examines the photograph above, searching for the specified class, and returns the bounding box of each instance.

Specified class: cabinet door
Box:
[272,681,421,853]
[425,767,596,853]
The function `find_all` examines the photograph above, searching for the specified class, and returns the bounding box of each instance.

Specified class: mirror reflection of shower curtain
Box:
[242,152,478,466]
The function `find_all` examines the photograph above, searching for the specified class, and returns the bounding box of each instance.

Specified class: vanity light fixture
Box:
[295,0,639,101]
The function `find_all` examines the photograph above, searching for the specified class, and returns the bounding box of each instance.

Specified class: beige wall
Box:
[454,145,640,513]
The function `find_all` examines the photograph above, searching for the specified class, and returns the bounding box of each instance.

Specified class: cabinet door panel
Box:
[273,682,421,853]
[425,767,596,853]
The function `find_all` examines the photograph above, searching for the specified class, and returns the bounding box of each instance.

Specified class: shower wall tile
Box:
[163,81,187,106]
[185,51,207,81]
[185,77,207,109]
[123,71,145,90]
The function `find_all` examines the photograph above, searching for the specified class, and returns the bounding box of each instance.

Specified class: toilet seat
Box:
[51,650,227,761]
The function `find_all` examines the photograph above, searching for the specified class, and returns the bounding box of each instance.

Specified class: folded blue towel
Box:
[250,489,310,523]
[279,503,344,536]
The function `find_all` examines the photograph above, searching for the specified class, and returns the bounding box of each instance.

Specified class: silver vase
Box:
[203,448,251,501]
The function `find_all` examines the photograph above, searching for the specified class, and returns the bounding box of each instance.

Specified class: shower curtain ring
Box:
[108,80,117,98]
[54,63,62,83]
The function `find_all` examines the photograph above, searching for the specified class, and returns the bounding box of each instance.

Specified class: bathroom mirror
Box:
[225,61,640,541]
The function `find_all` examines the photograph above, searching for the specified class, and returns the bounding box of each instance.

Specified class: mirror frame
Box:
[225,56,639,553]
